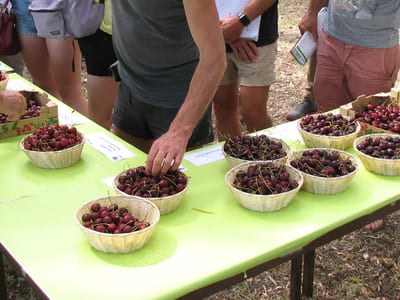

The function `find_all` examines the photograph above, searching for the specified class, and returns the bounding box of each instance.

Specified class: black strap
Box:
[71,39,75,72]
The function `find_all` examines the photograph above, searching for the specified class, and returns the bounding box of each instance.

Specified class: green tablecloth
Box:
[1,75,399,299]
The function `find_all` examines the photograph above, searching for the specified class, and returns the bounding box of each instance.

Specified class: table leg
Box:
[302,250,315,298]
[290,256,302,300]
[0,252,7,300]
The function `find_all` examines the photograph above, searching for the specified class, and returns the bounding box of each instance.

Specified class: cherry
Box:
[353,103,400,134]
[223,134,287,161]
[289,149,356,178]
[116,167,188,198]
[91,202,101,212]
[356,135,400,159]
[232,162,300,195]
[23,124,83,152]
[81,202,150,234]
[81,213,92,222]
[300,113,357,136]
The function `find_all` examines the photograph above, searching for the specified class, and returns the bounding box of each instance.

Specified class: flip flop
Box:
[364,218,386,233]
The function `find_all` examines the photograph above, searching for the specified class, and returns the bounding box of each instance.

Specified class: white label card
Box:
[184,145,224,166]
[85,132,136,162]
[6,78,34,91]
[58,104,88,126]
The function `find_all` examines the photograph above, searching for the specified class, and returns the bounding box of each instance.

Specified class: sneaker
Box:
[286,98,318,121]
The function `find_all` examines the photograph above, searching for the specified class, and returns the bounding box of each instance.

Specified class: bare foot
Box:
[364,219,385,232]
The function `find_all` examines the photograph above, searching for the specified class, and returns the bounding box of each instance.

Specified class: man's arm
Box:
[145,0,226,176]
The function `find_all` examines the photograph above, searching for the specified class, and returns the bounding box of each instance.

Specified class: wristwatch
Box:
[237,12,251,27]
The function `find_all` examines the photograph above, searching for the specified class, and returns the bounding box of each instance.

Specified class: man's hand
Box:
[220,16,244,44]
[0,91,27,121]
[229,39,258,63]
[300,0,326,41]
[145,130,188,176]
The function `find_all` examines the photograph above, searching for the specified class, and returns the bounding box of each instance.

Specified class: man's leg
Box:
[286,52,318,120]
[212,83,242,141]
[0,53,25,76]
[286,0,329,120]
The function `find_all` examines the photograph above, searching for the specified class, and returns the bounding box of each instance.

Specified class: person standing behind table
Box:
[286,0,329,121]
[12,0,88,116]
[0,0,25,76]
[0,90,26,120]
[305,0,400,113]
[110,0,226,176]
[77,0,118,129]
[0,53,25,76]
[303,0,400,233]
[212,0,279,141]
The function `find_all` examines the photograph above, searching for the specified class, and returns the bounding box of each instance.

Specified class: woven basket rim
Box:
[20,133,85,154]
[75,196,160,237]
[113,168,190,200]
[225,161,304,198]
[297,117,361,139]
[221,136,291,162]
[286,148,359,180]
[354,134,400,162]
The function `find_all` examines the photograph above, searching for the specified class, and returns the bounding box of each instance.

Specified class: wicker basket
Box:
[286,148,359,195]
[225,161,303,212]
[353,134,400,176]
[113,169,189,215]
[0,73,9,91]
[20,135,84,169]
[297,114,361,150]
[222,137,292,169]
[75,196,160,254]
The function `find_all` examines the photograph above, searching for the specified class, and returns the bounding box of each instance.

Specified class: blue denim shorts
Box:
[12,0,37,35]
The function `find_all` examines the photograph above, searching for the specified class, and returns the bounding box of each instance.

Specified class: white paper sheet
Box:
[85,132,136,162]
[184,145,224,166]
[215,0,261,41]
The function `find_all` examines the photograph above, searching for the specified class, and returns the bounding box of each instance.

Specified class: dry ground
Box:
[4,1,400,299]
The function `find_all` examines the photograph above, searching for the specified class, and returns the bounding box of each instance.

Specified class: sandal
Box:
[364,218,386,233]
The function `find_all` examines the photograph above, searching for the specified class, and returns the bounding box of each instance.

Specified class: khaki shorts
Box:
[220,41,277,87]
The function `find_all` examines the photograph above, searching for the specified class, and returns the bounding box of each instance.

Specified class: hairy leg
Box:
[18,34,60,98]
[86,74,119,129]
[240,85,272,132]
[46,38,88,115]
[212,83,242,141]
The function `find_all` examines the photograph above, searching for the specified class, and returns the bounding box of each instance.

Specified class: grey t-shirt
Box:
[112,0,199,108]
[323,0,400,48]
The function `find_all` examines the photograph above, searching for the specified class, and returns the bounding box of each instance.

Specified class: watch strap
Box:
[237,12,251,27]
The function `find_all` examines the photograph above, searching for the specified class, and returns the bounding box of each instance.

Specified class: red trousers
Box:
[314,31,400,112]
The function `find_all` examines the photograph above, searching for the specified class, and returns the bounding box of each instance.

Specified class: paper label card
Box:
[85,132,136,162]
[184,145,224,166]
[7,78,35,91]
[57,104,88,126]
[290,31,317,66]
